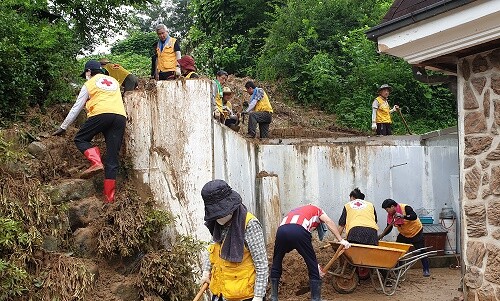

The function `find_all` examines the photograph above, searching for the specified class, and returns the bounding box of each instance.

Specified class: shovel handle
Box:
[322,245,345,273]
[192,282,209,301]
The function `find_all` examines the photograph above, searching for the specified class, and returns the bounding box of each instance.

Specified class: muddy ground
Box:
[268,240,463,301]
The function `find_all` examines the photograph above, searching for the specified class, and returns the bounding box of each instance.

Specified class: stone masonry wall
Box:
[460,48,500,301]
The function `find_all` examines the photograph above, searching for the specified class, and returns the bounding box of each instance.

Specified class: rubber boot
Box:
[80,147,104,179]
[310,279,322,301]
[103,179,116,203]
[270,278,279,301]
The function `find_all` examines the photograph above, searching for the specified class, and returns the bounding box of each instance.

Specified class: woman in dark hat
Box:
[200,179,267,301]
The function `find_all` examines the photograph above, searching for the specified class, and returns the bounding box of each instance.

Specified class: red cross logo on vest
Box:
[350,200,366,210]
[96,76,118,91]
[101,79,113,86]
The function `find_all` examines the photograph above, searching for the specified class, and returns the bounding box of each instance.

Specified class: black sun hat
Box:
[201,179,242,222]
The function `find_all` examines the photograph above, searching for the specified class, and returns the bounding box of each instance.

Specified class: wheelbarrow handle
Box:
[323,245,345,273]
[193,282,209,301]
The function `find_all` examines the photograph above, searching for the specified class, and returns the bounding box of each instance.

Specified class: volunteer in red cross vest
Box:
[52,60,127,203]
[200,179,268,301]
[371,84,399,135]
[151,24,181,80]
[378,199,431,277]
[270,204,351,301]
[338,188,379,245]
[99,58,139,92]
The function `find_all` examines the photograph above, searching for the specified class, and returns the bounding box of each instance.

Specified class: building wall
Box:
[459,48,500,300]
[124,79,459,249]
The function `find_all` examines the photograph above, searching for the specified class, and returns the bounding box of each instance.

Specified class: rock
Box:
[490,166,500,195]
[42,235,59,252]
[464,136,492,156]
[27,141,48,159]
[464,266,483,289]
[483,90,490,118]
[464,157,476,169]
[48,179,95,205]
[464,112,487,134]
[464,83,479,110]
[472,55,489,74]
[471,77,487,95]
[111,280,140,301]
[464,167,481,199]
[467,241,486,267]
[68,197,102,231]
[492,74,500,96]
[462,59,471,81]
[464,203,487,237]
[487,199,500,226]
[73,227,97,258]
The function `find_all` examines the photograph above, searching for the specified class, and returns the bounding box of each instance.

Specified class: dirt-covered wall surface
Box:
[124,79,459,247]
[458,48,500,300]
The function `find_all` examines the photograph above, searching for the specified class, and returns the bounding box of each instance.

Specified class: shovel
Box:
[192,282,209,301]
[295,245,345,296]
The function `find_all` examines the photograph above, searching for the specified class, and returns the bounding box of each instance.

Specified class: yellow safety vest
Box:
[255,90,273,113]
[156,37,177,73]
[344,200,378,235]
[102,63,130,85]
[375,96,391,123]
[395,204,423,238]
[208,212,256,301]
[84,74,126,118]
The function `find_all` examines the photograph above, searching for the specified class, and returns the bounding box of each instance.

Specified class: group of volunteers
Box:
[50,24,275,203]
[199,181,431,301]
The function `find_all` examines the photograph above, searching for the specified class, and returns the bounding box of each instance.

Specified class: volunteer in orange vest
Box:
[200,179,268,301]
[99,58,138,92]
[151,24,181,80]
[52,60,126,203]
[177,55,199,79]
[338,188,378,245]
[371,84,399,135]
[243,81,273,139]
[270,204,351,301]
[378,199,431,277]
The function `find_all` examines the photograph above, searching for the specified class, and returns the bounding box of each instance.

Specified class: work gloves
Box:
[389,105,400,113]
[339,239,351,249]
[252,297,263,301]
[52,127,66,136]
[394,212,405,219]
[371,122,377,130]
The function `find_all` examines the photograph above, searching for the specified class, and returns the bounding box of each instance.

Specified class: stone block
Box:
[467,241,486,267]
[464,112,487,134]
[462,59,471,81]
[490,166,500,195]
[464,157,477,169]
[464,167,481,199]
[472,55,489,74]
[464,266,483,289]
[464,83,479,109]
[484,244,500,285]
[484,90,490,118]
[471,77,487,95]
[48,179,95,205]
[492,74,500,96]
[464,203,487,237]
[464,136,492,156]
[487,199,500,226]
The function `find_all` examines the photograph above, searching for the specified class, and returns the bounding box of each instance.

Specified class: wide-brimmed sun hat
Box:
[201,179,242,221]
[378,84,392,92]
[222,87,233,94]
[177,55,196,71]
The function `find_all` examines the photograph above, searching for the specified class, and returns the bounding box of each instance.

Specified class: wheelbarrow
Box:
[323,241,437,296]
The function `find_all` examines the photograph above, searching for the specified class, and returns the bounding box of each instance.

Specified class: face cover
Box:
[216,214,232,225]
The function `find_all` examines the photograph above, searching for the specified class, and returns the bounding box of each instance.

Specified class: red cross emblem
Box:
[353,201,363,207]
[101,79,113,86]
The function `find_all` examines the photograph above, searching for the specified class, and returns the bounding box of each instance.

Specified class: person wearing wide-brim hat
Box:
[213,87,240,132]
[99,58,138,92]
[177,55,199,79]
[371,84,399,136]
[52,60,127,204]
[200,179,268,301]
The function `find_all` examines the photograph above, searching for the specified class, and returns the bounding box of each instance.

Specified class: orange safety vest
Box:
[395,204,423,238]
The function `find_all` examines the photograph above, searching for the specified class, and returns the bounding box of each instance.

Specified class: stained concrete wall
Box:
[458,48,500,301]
[124,79,459,248]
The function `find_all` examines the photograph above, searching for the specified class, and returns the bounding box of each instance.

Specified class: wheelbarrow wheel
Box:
[331,273,359,294]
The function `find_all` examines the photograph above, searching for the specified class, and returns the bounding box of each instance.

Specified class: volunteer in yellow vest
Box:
[177,55,199,79]
[99,58,139,92]
[371,84,399,135]
[338,188,379,245]
[212,70,228,114]
[151,24,181,80]
[200,179,268,301]
[243,81,273,139]
[379,199,431,277]
[52,60,126,203]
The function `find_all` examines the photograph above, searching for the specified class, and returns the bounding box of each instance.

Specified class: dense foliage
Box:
[254,0,456,133]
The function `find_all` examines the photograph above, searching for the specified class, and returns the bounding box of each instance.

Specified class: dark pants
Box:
[74,113,126,179]
[376,123,392,135]
[123,74,138,92]
[396,229,430,271]
[271,224,320,281]
[248,111,272,138]
[212,296,265,301]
